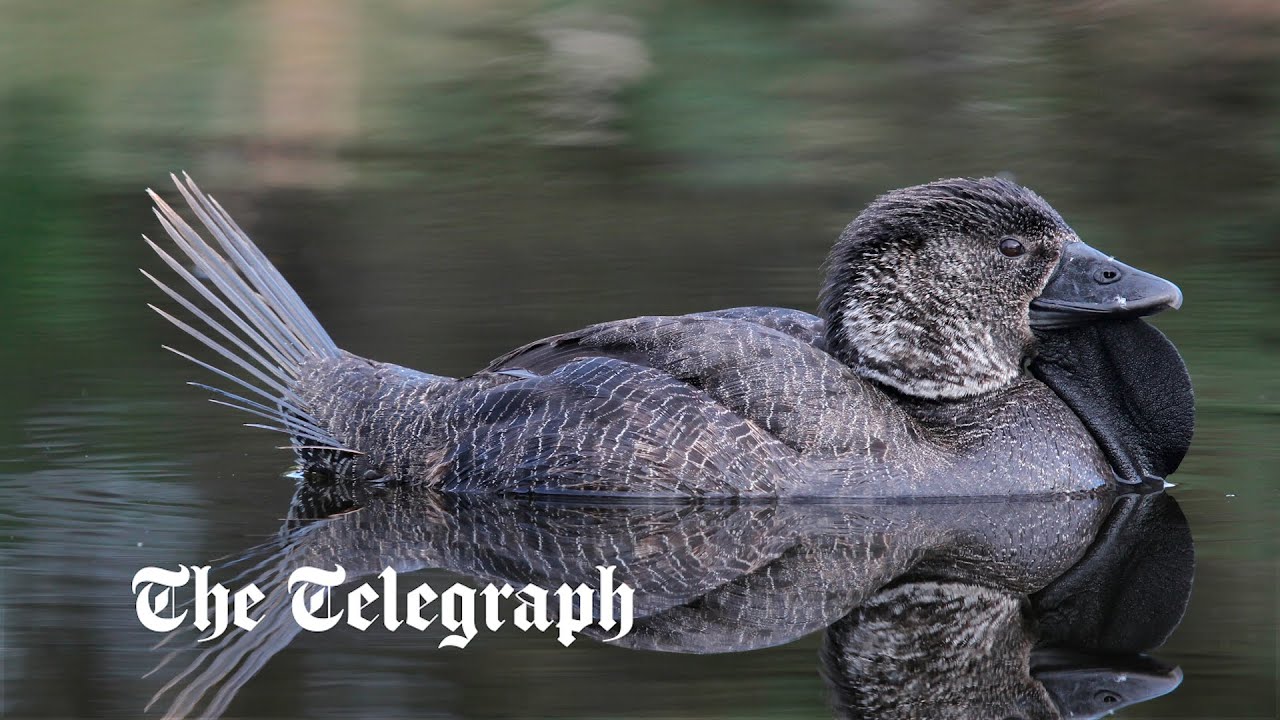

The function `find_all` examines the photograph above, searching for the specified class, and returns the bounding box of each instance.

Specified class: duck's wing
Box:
[690,306,827,346]
[485,308,907,457]
[487,306,825,372]
[439,356,806,496]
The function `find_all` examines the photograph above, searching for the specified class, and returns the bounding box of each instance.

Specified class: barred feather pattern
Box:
[144,175,1117,497]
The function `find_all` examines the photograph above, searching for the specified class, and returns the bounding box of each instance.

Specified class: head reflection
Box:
[823,489,1191,719]
[145,483,1191,719]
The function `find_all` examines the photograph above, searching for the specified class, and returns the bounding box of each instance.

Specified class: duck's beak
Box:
[1030,242,1183,329]
[1033,650,1184,719]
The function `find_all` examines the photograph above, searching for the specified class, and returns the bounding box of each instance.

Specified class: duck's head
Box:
[820,177,1183,399]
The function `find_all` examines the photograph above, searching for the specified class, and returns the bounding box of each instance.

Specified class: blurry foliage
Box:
[0,1,1273,194]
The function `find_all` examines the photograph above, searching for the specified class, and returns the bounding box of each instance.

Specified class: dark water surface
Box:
[2,2,1278,718]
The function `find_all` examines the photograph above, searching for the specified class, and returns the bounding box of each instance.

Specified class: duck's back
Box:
[299,307,919,495]
[487,308,921,457]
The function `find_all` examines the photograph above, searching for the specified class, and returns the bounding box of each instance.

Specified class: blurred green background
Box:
[1,1,1276,718]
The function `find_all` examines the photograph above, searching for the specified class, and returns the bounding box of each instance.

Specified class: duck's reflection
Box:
[148,485,1191,719]
[824,489,1191,719]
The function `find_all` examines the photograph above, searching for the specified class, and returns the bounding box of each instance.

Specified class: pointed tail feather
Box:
[143,173,350,454]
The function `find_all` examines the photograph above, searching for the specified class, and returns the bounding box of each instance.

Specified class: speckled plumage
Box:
[824,582,1058,719]
[821,178,1073,398]
[145,175,1122,497]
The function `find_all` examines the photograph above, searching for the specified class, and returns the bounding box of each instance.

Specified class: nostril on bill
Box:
[1095,267,1121,284]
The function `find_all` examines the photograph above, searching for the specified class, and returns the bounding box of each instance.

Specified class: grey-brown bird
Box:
[142,175,1189,497]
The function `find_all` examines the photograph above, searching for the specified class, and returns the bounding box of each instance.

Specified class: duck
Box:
[141,174,1187,497]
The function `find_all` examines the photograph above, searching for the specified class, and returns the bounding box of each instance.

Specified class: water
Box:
[2,2,1278,718]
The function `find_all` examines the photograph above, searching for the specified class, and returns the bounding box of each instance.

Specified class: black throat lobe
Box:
[1030,318,1194,484]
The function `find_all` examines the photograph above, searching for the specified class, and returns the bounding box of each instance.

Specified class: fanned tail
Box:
[143,173,352,456]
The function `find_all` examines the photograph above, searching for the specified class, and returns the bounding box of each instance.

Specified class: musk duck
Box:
[142,175,1190,497]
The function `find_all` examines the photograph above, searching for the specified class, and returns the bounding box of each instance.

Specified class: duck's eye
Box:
[998,237,1026,257]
